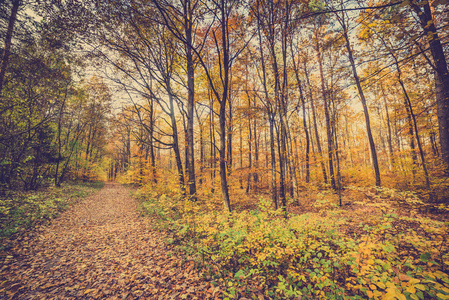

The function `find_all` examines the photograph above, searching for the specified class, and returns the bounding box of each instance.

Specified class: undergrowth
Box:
[136,183,449,299]
[0,181,104,249]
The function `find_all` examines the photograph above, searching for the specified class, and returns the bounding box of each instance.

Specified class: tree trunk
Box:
[315,40,336,190]
[269,115,278,209]
[255,1,277,207]
[291,48,310,184]
[55,85,69,187]
[410,2,449,173]
[396,66,431,190]
[341,22,381,186]
[184,0,197,200]
[239,122,243,189]
[334,125,343,206]
[380,83,395,170]
[246,95,252,193]
[199,123,204,186]
[219,0,231,212]
[209,90,216,194]
[149,96,157,183]
[253,97,259,187]
[404,95,418,171]
[0,0,20,95]
[227,97,233,176]
[304,60,327,184]
[168,86,186,195]
[219,101,231,211]
[268,40,285,206]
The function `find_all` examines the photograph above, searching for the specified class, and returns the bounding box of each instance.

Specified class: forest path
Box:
[0,183,217,299]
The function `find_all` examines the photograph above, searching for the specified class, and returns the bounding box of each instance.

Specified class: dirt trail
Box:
[0,183,218,299]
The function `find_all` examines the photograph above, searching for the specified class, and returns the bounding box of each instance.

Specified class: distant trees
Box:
[4,0,447,201]
[99,0,449,205]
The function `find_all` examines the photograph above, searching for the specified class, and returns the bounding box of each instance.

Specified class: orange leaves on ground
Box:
[0,183,222,299]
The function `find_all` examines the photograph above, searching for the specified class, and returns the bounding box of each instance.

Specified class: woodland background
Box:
[1,0,449,299]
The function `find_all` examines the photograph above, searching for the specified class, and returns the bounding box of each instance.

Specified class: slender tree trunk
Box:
[55,85,69,187]
[344,114,353,168]
[301,85,310,183]
[168,86,186,195]
[239,123,243,189]
[253,102,259,188]
[334,126,342,206]
[404,95,418,169]
[292,48,310,183]
[315,40,336,190]
[268,35,286,207]
[341,22,381,186]
[380,84,395,170]
[404,90,431,190]
[219,101,230,211]
[264,127,269,169]
[227,97,233,176]
[286,127,298,197]
[149,97,157,183]
[304,60,327,184]
[0,0,20,95]
[246,96,252,193]
[218,0,231,212]
[199,124,204,186]
[255,1,277,207]
[184,1,197,200]
[280,0,296,201]
[396,67,431,190]
[269,115,278,209]
[59,125,84,185]
[209,90,216,194]
[428,112,439,157]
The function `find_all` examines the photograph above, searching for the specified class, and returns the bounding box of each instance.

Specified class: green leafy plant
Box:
[138,185,449,299]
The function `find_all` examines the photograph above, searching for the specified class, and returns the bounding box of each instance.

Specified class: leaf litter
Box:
[0,183,222,299]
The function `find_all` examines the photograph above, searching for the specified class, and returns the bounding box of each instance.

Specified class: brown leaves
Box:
[0,183,222,299]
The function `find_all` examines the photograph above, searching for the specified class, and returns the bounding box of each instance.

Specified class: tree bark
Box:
[380,83,395,170]
[246,94,252,193]
[267,10,286,207]
[148,96,157,183]
[395,64,431,190]
[219,100,231,211]
[291,47,310,183]
[55,85,70,187]
[184,1,197,199]
[255,0,277,208]
[315,39,336,190]
[341,20,381,186]
[168,84,186,196]
[410,2,449,173]
[0,0,20,95]
[304,59,328,184]
[253,97,259,188]
[209,89,216,194]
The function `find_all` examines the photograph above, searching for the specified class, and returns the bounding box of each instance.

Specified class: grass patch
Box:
[0,181,103,249]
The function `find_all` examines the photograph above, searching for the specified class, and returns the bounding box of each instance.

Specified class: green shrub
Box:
[0,182,102,248]
[137,186,449,299]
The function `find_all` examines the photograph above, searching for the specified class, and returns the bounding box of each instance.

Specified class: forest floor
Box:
[1,183,448,300]
[0,183,220,299]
